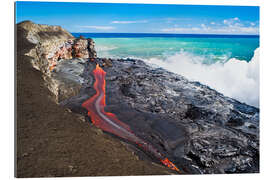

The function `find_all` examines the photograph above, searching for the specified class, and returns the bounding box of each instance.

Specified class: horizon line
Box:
[71,32,260,36]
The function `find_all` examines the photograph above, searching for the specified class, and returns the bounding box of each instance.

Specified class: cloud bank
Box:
[161,17,259,34]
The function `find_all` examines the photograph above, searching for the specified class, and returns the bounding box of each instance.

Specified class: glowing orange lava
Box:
[82,63,180,173]
[161,158,180,172]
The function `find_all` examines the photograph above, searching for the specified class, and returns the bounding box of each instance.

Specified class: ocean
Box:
[72,33,260,107]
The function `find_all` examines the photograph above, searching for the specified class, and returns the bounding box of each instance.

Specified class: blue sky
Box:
[16,1,259,35]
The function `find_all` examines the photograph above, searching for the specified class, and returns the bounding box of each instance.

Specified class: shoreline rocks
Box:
[17,21,259,174]
[63,58,259,174]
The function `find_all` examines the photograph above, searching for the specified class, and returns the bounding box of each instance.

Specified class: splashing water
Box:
[91,37,259,107]
[146,48,260,107]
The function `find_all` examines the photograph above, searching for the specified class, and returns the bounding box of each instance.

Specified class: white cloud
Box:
[111,20,148,24]
[218,18,258,34]
[161,17,258,35]
[201,24,208,29]
[223,17,241,27]
[191,27,200,31]
[79,25,115,30]
[214,26,259,34]
[160,22,259,35]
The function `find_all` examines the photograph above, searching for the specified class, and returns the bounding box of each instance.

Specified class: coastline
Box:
[16,21,259,176]
[16,22,171,177]
[80,34,259,107]
[72,32,259,38]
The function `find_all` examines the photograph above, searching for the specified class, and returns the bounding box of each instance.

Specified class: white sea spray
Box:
[146,48,260,107]
[93,37,259,107]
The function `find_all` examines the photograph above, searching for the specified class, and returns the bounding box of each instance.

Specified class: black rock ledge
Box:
[18,21,259,174]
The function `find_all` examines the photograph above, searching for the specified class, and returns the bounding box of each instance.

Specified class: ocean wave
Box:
[146,48,259,107]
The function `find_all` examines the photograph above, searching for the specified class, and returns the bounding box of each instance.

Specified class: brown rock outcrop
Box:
[17,21,97,102]
[17,20,97,74]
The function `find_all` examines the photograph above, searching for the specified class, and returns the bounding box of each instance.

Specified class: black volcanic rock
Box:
[18,22,259,174]
[62,58,259,174]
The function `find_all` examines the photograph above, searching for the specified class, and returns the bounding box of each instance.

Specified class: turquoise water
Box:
[72,33,260,107]
[93,37,259,64]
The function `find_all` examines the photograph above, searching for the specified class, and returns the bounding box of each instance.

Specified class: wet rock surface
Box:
[18,21,259,174]
[62,58,259,174]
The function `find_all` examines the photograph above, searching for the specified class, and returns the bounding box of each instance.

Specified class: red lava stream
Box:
[82,64,180,172]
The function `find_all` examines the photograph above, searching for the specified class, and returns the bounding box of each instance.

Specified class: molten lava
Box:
[82,64,180,173]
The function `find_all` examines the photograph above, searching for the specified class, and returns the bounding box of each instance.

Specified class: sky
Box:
[16,1,259,35]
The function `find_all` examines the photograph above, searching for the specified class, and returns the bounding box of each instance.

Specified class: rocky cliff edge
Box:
[17,21,260,174]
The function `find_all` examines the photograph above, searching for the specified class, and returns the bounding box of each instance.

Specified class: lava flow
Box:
[82,63,180,173]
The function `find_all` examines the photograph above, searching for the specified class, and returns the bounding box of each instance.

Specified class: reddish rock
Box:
[18,21,96,73]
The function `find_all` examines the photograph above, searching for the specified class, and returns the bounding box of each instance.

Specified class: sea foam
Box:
[146,48,259,107]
